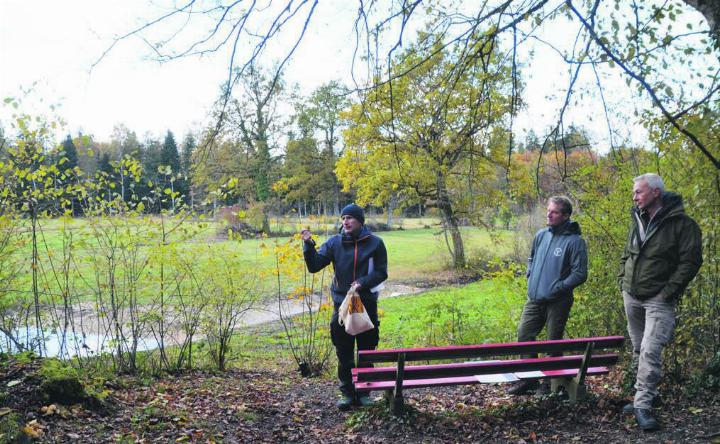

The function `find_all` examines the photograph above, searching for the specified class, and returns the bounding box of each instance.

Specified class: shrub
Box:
[38,359,86,404]
[0,412,22,443]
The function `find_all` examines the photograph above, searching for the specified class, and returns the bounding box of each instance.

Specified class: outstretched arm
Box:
[301,230,332,273]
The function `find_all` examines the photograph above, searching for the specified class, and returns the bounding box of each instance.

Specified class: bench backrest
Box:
[357,336,625,364]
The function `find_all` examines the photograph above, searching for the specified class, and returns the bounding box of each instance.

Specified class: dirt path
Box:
[3,283,426,357]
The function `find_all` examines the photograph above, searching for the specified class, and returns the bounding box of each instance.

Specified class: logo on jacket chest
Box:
[553,247,563,257]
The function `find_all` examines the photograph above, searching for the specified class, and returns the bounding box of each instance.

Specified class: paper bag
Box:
[338,290,375,335]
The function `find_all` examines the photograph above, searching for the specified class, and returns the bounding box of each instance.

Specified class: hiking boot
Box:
[336,395,354,411]
[355,394,375,407]
[622,402,635,414]
[635,408,660,431]
[623,395,662,414]
[507,380,539,396]
[535,380,551,396]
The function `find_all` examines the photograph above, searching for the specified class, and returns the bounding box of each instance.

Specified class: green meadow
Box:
[8,217,515,304]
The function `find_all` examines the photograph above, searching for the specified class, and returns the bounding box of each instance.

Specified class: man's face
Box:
[546,202,570,228]
[341,215,362,235]
[632,180,661,211]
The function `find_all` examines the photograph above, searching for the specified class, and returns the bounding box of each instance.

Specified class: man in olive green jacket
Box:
[619,173,702,431]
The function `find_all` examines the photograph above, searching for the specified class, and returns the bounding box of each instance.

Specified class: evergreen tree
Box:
[98,152,113,175]
[58,135,80,214]
[159,130,188,209]
[96,152,114,202]
[181,133,197,210]
[60,135,79,171]
[160,130,181,173]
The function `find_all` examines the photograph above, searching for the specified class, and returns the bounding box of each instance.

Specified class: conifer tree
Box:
[61,135,79,171]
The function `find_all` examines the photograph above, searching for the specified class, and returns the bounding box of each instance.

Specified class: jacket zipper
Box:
[353,240,358,282]
[630,214,672,288]
[532,231,554,297]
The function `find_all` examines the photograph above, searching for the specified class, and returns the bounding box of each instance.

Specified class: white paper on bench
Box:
[515,371,545,379]
[475,373,519,383]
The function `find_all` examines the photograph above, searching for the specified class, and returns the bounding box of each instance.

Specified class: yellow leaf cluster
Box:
[23,419,45,438]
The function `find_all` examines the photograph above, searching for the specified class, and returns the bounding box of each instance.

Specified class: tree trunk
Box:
[386,194,398,227]
[436,172,465,268]
[684,0,719,39]
[262,212,271,234]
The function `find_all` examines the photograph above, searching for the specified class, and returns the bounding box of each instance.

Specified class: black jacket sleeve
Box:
[356,237,388,290]
[303,238,332,273]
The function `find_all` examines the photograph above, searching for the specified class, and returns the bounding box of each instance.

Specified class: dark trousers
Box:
[517,297,574,357]
[331,297,380,397]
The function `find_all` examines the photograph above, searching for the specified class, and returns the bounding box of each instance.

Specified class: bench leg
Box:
[384,390,393,405]
[383,389,405,414]
[391,352,406,415]
[391,392,405,415]
[552,377,586,403]
[554,341,593,403]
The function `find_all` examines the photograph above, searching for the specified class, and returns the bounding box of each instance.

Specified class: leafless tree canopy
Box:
[97,0,720,168]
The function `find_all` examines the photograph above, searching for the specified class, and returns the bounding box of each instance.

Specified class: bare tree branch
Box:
[568,0,720,170]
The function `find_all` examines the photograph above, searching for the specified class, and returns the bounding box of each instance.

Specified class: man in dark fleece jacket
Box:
[507,196,588,396]
[301,204,388,411]
[619,173,702,432]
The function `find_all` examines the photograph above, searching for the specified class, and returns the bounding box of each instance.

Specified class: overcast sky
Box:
[0,1,358,142]
[0,1,674,149]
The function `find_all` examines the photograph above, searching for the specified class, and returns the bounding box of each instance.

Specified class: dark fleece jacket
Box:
[303,225,388,304]
[619,192,703,302]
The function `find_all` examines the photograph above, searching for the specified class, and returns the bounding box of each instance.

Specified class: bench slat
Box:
[354,367,610,392]
[354,353,618,382]
[357,336,625,364]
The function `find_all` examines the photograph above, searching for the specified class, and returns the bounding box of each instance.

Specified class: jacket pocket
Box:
[549,279,565,297]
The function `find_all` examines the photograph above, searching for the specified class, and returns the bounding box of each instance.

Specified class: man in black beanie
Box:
[301,203,388,410]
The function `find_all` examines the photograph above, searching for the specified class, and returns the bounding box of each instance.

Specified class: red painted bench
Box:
[352,336,625,414]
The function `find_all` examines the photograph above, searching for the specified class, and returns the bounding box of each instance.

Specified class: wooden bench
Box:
[353,335,625,414]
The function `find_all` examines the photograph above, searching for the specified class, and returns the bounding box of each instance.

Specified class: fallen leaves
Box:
[23,419,45,438]
[3,359,720,443]
[41,404,59,416]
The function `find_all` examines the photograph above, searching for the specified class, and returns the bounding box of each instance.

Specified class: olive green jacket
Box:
[619,192,702,302]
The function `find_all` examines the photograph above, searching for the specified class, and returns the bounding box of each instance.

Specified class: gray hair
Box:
[633,173,665,192]
[548,195,573,216]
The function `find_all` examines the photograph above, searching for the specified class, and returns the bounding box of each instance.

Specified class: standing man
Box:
[301,204,388,411]
[619,173,702,431]
[508,196,588,396]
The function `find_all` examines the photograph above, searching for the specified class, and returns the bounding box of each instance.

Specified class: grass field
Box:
[378,277,526,348]
[4,217,516,304]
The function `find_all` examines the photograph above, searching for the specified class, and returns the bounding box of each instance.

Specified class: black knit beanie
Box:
[341,203,365,224]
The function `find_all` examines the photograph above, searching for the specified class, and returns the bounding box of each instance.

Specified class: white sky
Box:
[1,1,706,150]
[0,1,356,142]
